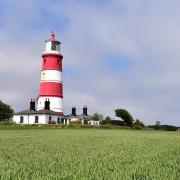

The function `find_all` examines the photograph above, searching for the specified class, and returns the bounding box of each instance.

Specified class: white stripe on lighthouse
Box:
[41,70,62,82]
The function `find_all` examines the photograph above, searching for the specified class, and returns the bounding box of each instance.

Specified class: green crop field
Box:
[0,128,179,179]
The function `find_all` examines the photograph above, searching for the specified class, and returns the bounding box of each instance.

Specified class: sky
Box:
[0,0,180,126]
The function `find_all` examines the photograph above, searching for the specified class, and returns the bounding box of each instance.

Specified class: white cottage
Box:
[13,100,69,125]
[13,109,69,124]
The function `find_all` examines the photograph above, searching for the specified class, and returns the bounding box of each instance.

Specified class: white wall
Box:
[13,114,65,124]
[70,117,81,122]
[88,121,99,125]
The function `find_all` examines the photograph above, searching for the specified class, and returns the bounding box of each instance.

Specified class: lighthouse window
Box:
[51,41,60,51]
[48,116,52,124]
[35,116,39,123]
[20,116,24,123]
[42,72,45,79]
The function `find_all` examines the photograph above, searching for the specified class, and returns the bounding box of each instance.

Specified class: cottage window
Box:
[35,116,39,123]
[20,116,24,123]
[42,72,45,80]
[61,118,64,124]
[57,117,60,124]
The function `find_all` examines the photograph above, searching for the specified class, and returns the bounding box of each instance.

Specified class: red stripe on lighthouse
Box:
[39,82,63,97]
[42,54,63,71]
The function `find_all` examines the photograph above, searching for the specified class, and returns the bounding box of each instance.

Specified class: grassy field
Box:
[0,128,179,179]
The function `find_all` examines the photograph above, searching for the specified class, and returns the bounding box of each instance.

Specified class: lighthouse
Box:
[37,32,64,115]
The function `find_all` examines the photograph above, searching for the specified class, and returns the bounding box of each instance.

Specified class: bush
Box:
[133,119,145,128]
[111,120,125,126]
[48,120,57,124]
[134,125,142,130]
[0,121,16,126]
[148,125,177,131]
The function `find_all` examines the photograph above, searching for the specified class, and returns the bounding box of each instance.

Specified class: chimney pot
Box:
[30,99,35,111]
[83,106,88,116]
[72,106,76,116]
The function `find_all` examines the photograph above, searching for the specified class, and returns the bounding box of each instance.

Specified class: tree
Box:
[0,100,14,121]
[91,113,103,121]
[134,119,145,129]
[115,108,133,126]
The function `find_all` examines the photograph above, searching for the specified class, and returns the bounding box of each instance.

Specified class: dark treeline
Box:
[0,100,14,121]
[148,125,178,131]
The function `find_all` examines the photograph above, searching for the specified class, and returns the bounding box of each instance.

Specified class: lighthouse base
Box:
[37,97,63,114]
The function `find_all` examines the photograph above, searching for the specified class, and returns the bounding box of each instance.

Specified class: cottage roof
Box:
[14,109,61,116]
[65,114,90,120]
[14,109,35,115]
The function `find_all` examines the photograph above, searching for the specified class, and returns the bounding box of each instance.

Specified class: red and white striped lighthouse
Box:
[37,32,63,115]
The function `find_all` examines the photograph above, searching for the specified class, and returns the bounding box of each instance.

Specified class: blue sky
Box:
[0,0,180,125]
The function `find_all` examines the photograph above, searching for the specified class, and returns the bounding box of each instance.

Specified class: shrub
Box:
[134,125,142,130]
[48,120,56,124]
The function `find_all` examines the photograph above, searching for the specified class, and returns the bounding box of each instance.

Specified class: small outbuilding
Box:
[66,106,92,125]
[87,120,99,126]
